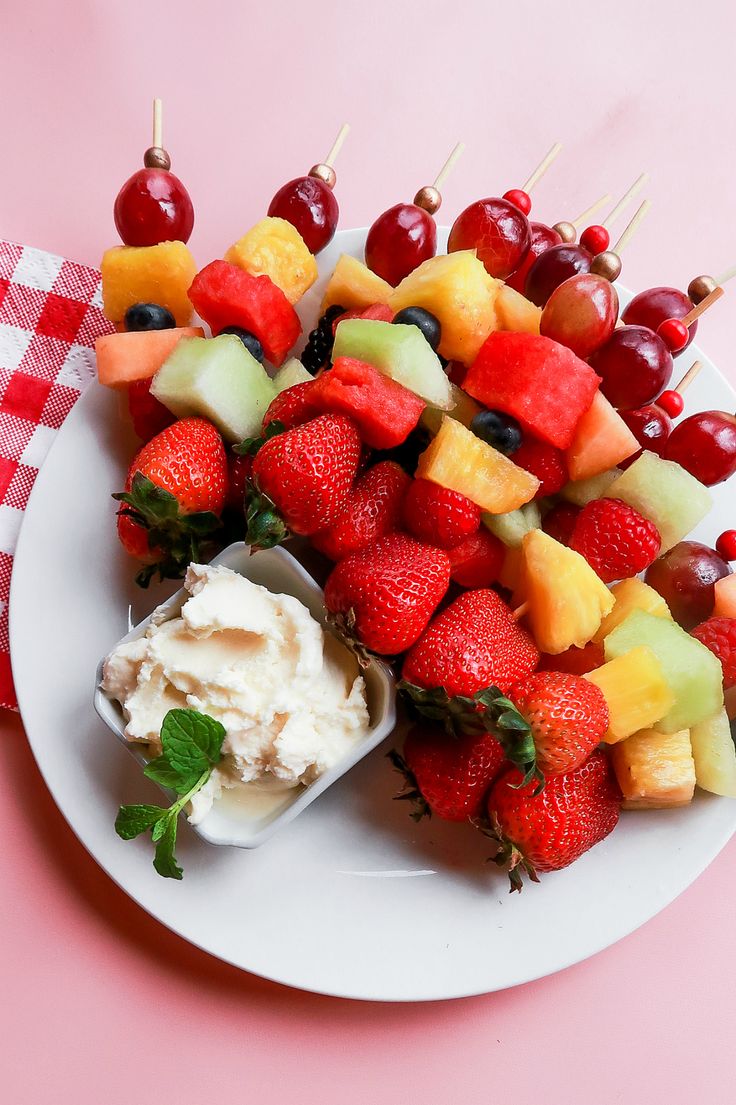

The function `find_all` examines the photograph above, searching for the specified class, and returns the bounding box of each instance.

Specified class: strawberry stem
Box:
[244,486,289,550]
[387,749,431,821]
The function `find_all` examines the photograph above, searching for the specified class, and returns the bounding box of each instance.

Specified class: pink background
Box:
[2,1,736,1101]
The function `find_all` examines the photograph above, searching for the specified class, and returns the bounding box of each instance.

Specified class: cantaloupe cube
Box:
[612,728,695,809]
[495,284,541,334]
[592,578,672,646]
[101,242,197,327]
[321,254,393,312]
[585,646,675,743]
[606,451,712,553]
[565,392,639,481]
[225,217,317,305]
[690,708,736,797]
[417,416,539,514]
[714,575,736,618]
[499,547,523,593]
[95,326,204,388]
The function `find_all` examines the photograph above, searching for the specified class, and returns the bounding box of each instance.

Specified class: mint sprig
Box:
[115,708,226,880]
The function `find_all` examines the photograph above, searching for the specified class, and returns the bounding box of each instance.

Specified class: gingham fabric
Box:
[0,240,113,709]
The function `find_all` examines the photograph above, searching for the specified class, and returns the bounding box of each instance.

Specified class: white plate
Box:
[10,228,736,1002]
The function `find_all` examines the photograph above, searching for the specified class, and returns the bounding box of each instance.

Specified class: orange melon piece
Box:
[322,254,393,312]
[101,242,197,327]
[495,284,541,334]
[95,327,204,388]
[416,415,539,513]
[566,391,639,481]
[714,574,736,618]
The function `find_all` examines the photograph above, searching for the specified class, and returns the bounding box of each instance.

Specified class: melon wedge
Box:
[566,391,639,481]
[606,451,712,553]
[690,708,736,797]
[95,327,204,388]
[322,254,393,312]
[561,467,621,507]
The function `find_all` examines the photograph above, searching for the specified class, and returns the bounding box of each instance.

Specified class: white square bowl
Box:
[93,543,397,849]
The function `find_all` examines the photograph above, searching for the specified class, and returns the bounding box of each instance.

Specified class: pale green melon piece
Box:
[151,335,276,443]
[605,451,712,553]
[604,609,723,733]
[420,384,482,436]
[482,501,541,548]
[690,709,736,797]
[332,319,453,409]
[561,468,621,507]
[272,357,311,392]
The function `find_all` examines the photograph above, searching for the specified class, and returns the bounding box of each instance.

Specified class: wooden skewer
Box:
[433,142,465,191]
[522,142,563,194]
[603,173,649,229]
[324,123,350,168]
[715,263,736,287]
[612,199,652,255]
[571,193,612,228]
[152,98,163,149]
[512,601,530,621]
[681,286,724,328]
[673,360,703,395]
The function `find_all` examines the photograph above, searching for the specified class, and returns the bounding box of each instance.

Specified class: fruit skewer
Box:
[506,192,610,293]
[268,123,351,253]
[503,141,563,216]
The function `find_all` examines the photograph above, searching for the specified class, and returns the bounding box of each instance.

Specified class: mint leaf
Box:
[153,816,183,880]
[115,804,166,840]
[160,709,225,783]
[143,757,193,793]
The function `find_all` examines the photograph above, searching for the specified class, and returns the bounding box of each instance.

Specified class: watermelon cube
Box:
[464,331,601,449]
[310,357,425,449]
[188,260,301,366]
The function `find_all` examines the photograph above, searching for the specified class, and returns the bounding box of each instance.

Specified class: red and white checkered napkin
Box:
[0,240,113,709]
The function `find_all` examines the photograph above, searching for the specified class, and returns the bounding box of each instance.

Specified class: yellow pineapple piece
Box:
[593,578,672,646]
[519,529,614,654]
[321,254,393,312]
[584,646,675,743]
[417,416,539,513]
[612,728,695,809]
[389,251,501,364]
[225,217,317,305]
[500,547,523,594]
[420,383,482,436]
[495,284,541,334]
[101,242,197,327]
[690,708,736,797]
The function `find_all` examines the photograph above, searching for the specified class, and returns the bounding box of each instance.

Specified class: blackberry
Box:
[301,303,345,374]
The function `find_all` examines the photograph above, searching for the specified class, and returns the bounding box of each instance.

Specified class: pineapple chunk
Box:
[519,529,615,654]
[417,417,539,514]
[321,254,393,312]
[690,709,736,797]
[495,284,541,334]
[420,383,482,436]
[500,547,523,594]
[389,251,501,364]
[606,451,712,553]
[592,578,672,646]
[225,217,317,305]
[612,728,695,809]
[101,242,197,327]
[561,468,622,507]
[585,646,675,743]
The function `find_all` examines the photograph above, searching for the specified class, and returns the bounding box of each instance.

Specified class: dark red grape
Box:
[365,203,436,285]
[588,325,673,410]
[114,169,194,246]
[505,222,562,293]
[665,411,736,486]
[622,286,697,354]
[448,198,531,279]
[524,243,592,307]
[268,176,338,254]
[645,541,731,630]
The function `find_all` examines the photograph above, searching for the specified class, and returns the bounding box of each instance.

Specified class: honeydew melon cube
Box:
[482,501,541,548]
[273,357,312,392]
[561,468,622,507]
[690,709,736,797]
[332,318,453,409]
[606,451,712,553]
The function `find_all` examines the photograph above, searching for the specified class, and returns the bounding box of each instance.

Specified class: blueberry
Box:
[219,327,265,363]
[392,306,441,351]
[471,410,523,455]
[124,302,176,331]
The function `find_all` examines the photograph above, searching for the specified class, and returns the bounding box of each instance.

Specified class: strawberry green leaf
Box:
[244,486,288,550]
[387,749,431,821]
[234,420,286,457]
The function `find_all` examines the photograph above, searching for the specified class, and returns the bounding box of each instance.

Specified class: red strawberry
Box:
[393,723,506,822]
[538,642,605,676]
[248,413,361,546]
[571,497,661,583]
[127,378,176,443]
[114,417,227,585]
[402,478,481,549]
[402,588,538,702]
[486,750,621,889]
[542,502,580,546]
[512,438,568,498]
[447,528,505,589]
[692,616,736,687]
[262,381,320,431]
[509,670,609,776]
[225,451,253,512]
[324,533,450,655]
[312,461,410,561]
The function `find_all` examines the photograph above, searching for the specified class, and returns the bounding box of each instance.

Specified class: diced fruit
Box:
[188,260,301,366]
[127,377,175,442]
[561,468,621,507]
[399,723,506,823]
[714,575,736,618]
[539,642,604,675]
[585,646,675,743]
[272,357,312,392]
[499,546,523,593]
[511,439,568,497]
[312,461,409,561]
[95,326,204,388]
[510,670,609,777]
[420,383,482,436]
[482,501,541,548]
[224,217,317,304]
[321,254,393,312]
[519,529,615,654]
[611,728,695,809]
[604,610,724,733]
[565,392,639,481]
[541,502,580,546]
[332,318,452,409]
[645,542,731,630]
[495,283,541,334]
[690,708,736,797]
[417,416,539,514]
[150,335,276,442]
[402,478,480,549]
[605,451,712,553]
[464,331,601,450]
[593,578,672,646]
[262,381,320,430]
[388,251,501,364]
[447,529,505,588]
[692,617,736,690]
[310,356,425,449]
[101,242,197,327]
[570,497,661,584]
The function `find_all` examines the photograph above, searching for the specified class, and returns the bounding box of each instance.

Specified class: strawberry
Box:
[262,381,320,431]
[512,438,568,498]
[486,750,621,889]
[692,616,736,687]
[225,451,253,513]
[570,497,661,583]
[114,417,227,586]
[127,377,176,443]
[538,642,605,676]
[312,461,410,561]
[392,723,506,822]
[324,533,450,655]
[542,502,580,546]
[247,413,361,547]
[402,478,480,549]
[509,670,609,776]
[447,529,505,589]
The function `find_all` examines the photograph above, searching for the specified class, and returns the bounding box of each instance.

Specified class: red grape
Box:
[505,222,562,294]
[114,168,194,246]
[588,325,673,410]
[645,541,731,630]
[524,243,592,307]
[618,404,673,468]
[448,197,531,280]
[621,286,697,354]
[665,411,736,486]
[364,203,436,285]
[540,273,618,359]
[268,176,338,254]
